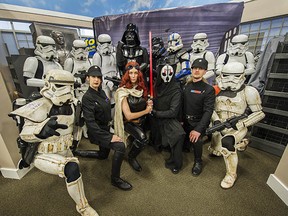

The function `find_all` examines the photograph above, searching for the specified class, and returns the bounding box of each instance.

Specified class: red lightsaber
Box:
[149,31,153,98]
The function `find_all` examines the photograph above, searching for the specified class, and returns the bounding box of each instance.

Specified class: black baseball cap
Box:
[191,58,208,70]
[87,65,102,77]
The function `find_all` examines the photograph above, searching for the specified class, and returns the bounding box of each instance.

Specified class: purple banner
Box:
[93,2,244,54]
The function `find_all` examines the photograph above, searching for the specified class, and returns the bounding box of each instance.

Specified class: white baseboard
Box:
[267,174,288,206]
[0,165,34,180]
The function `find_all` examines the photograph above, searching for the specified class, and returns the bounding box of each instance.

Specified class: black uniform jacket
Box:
[183,80,215,134]
[82,86,113,146]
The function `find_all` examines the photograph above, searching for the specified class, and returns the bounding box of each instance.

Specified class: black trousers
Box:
[184,121,203,163]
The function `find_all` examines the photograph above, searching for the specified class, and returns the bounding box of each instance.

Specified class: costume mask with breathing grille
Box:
[167,33,183,53]
[71,40,88,61]
[152,37,166,59]
[121,23,140,48]
[40,69,75,106]
[97,34,113,55]
[191,33,209,53]
[228,34,249,57]
[161,64,174,83]
[216,62,246,91]
[34,36,57,61]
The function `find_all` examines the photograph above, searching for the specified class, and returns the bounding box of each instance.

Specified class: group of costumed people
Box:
[9,22,265,216]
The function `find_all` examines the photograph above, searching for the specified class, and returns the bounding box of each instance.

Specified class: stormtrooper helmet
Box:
[167,33,183,53]
[161,64,174,83]
[97,34,113,55]
[71,40,88,61]
[152,37,166,59]
[121,23,140,47]
[40,69,74,106]
[34,36,57,61]
[228,34,249,56]
[191,33,209,53]
[216,62,246,91]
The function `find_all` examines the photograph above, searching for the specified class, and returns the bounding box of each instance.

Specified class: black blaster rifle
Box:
[105,76,121,87]
[74,70,87,84]
[206,113,248,135]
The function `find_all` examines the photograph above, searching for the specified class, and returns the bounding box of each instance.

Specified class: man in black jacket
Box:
[82,65,132,190]
[183,58,215,176]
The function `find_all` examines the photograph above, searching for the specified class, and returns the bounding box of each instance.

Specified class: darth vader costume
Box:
[116,23,149,79]
[151,64,185,174]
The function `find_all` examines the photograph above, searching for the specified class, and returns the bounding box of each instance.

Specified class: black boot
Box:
[73,150,107,159]
[111,176,132,191]
[192,160,203,176]
[111,151,132,191]
[128,145,142,172]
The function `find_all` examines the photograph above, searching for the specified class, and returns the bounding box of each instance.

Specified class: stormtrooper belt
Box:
[38,134,73,153]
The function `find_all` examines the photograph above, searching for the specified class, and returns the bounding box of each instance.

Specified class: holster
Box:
[23,142,40,166]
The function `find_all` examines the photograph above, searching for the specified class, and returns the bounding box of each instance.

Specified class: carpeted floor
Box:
[0,138,287,216]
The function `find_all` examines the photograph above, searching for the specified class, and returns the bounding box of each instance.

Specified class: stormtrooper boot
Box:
[221,151,238,189]
[66,175,99,216]
[208,132,222,157]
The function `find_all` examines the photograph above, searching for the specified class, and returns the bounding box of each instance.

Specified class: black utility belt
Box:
[186,114,201,121]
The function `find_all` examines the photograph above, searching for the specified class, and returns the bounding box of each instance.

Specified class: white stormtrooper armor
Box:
[209,62,265,189]
[190,33,215,82]
[23,35,62,88]
[167,33,183,53]
[93,34,119,105]
[216,34,255,76]
[64,39,91,101]
[9,69,98,216]
[167,33,191,83]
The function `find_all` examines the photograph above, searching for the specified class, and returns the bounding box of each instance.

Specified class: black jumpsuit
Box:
[82,86,126,179]
[183,80,215,162]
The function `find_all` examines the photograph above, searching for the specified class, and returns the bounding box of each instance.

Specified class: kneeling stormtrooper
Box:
[209,62,265,189]
[9,69,98,216]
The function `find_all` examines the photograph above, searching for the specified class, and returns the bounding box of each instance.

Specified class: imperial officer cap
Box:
[87,65,102,77]
[192,58,208,70]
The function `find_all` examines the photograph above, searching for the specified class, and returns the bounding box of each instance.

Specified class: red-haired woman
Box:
[114,61,153,172]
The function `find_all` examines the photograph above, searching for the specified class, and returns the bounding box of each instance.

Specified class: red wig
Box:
[120,61,148,99]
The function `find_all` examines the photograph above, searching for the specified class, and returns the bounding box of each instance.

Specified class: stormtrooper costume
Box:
[189,33,215,83]
[216,34,255,76]
[64,39,91,101]
[166,33,191,84]
[92,34,119,106]
[23,35,62,88]
[209,62,265,189]
[9,69,98,216]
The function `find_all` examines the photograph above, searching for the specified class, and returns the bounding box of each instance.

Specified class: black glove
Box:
[36,117,68,139]
[151,109,157,117]
[74,81,82,89]
[213,120,221,126]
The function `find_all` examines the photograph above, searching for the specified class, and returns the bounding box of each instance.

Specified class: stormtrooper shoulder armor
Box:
[10,97,53,122]
[23,57,39,78]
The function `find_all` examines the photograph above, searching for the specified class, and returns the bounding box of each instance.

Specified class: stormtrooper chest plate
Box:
[215,90,247,118]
